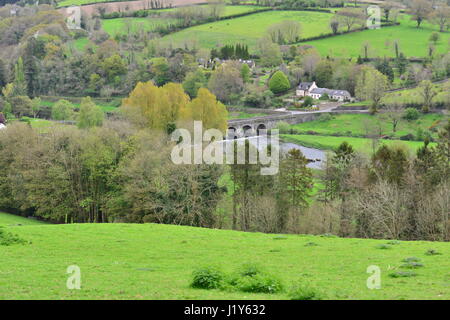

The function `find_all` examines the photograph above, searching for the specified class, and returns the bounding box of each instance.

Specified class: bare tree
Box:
[408,0,433,28]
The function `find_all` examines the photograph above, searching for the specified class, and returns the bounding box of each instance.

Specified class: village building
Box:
[296,81,353,102]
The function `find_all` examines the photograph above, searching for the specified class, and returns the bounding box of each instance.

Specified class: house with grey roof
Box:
[296,81,353,102]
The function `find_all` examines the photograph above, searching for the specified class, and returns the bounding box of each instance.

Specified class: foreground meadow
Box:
[0,214,448,299]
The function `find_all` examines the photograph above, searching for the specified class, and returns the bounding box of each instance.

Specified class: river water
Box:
[219,136,328,170]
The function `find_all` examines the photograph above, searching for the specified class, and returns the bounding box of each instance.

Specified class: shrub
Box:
[389,271,417,278]
[238,263,261,277]
[403,108,420,121]
[402,257,421,263]
[425,249,442,256]
[400,133,415,141]
[0,227,28,246]
[317,113,333,122]
[268,71,291,94]
[401,262,424,269]
[235,273,283,294]
[289,283,324,300]
[191,266,225,290]
[276,121,291,134]
[302,96,314,108]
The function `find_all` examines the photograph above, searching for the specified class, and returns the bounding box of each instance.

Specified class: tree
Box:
[408,0,432,28]
[383,102,403,133]
[355,67,388,114]
[315,60,334,88]
[9,95,32,118]
[329,17,340,34]
[280,148,313,208]
[183,69,207,98]
[336,8,365,32]
[13,58,27,97]
[268,70,290,94]
[77,97,104,129]
[241,63,251,83]
[122,81,190,131]
[258,38,283,67]
[418,80,438,113]
[429,32,440,45]
[371,144,409,186]
[181,88,228,133]
[0,59,7,89]
[428,3,450,32]
[100,54,127,83]
[208,63,244,103]
[52,99,74,121]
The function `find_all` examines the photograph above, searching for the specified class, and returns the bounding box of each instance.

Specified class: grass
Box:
[41,99,119,113]
[281,134,432,154]
[0,221,449,299]
[102,17,180,37]
[288,113,447,140]
[228,111,268,120]
[0,212,47,226]
[303,14,450,58]
[162,10,338,51]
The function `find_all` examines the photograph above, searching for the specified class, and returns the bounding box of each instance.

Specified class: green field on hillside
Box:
[100,5,267,37]
[102,17,181,36]
[282,134,431,154]
[162,10,337,50]
[0,212,47,226]
[303,15,449,58]
[0,219,448,299]
[289,113,447,140]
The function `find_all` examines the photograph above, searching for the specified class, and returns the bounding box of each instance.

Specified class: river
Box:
[219,136,328,170]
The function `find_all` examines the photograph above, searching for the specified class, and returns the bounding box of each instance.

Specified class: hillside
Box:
[0,215,449,299]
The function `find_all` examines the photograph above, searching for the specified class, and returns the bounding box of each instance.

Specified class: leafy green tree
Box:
[418,80,437,113]
[241,63,251,83]
[355,66,388,114]
[269,71,290,94]
[52,99,74,121]
[182,69,207,98]
[77,97,104,129]
[0,59,7,89]
[13,58,27,96]
[280,148,313,208]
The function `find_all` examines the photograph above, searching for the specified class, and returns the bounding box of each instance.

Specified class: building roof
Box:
[297,82,314,90]
[310,88,351,97]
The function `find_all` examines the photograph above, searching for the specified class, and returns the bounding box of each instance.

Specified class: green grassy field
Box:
[289,113,447,140]
[281,134,431,154]
[0,212,47,226]
[100,5,268,37]
[41,99,119,113]
[303,15,449,58]
[102,17,181,37]
[162,10,337,50]
[0,218,449,299]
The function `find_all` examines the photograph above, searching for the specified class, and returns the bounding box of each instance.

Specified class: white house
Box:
[296,81,353,102]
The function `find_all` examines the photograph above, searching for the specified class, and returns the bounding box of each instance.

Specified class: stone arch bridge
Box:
[227,112,323,139]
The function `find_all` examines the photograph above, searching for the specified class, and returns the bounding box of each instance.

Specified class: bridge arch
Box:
[243,125,253,137]
[256,123,267,136]
[227,127,238,139]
